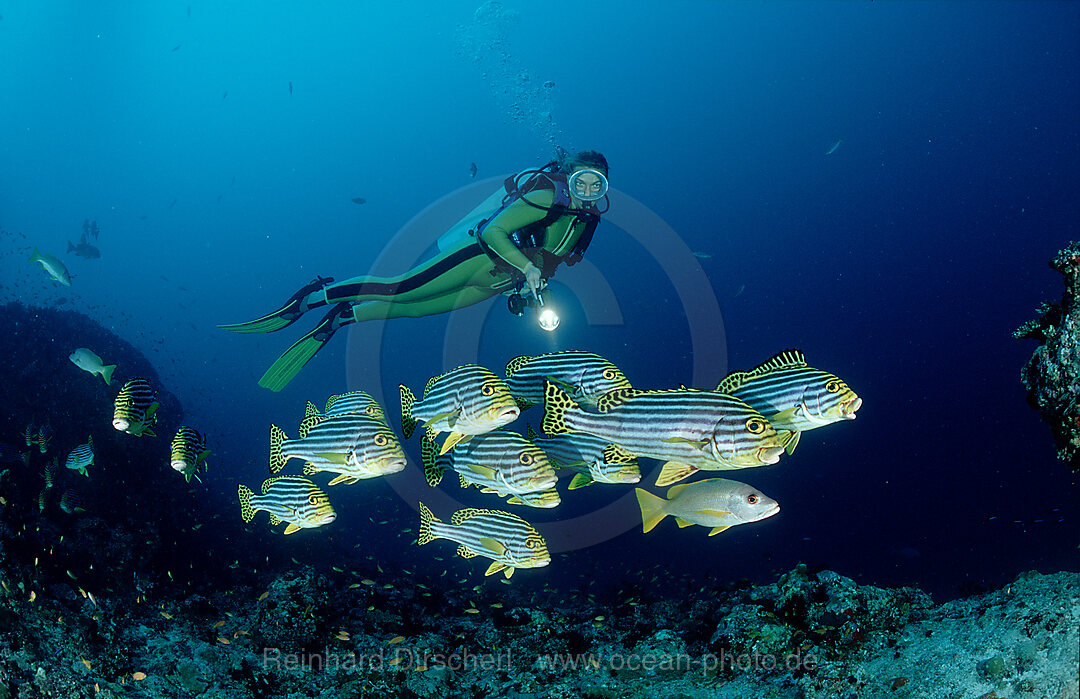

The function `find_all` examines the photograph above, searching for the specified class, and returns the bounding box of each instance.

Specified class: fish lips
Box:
[493,405,520,424]
[840,396,862,418]
[758,445,786,465]
[170,460,190,473]
[112,418,131,432]
[378,458,407,474]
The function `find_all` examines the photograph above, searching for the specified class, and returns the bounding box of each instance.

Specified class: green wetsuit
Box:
[324,188,592,322]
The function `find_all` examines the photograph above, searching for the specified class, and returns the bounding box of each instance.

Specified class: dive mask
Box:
[568,168,608,202]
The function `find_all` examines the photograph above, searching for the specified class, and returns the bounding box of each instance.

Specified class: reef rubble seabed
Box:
[0,564,1075,699]
[1016,241,1080,472]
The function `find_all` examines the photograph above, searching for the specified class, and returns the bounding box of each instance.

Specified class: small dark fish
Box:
[469,162,477,179]
[67,240,101,259]
[351,197,366,205]
[288,81,293,95]
[222,91,228,100]
[186,5,191,17]
[543,80,555,89]
[168,198,178,208]
[139,214,148,221]
[172,44,181,52]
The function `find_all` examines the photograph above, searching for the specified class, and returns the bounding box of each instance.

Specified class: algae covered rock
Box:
[1015,241,1080,471]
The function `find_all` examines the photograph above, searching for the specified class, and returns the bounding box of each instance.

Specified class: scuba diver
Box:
[221,150,610,391]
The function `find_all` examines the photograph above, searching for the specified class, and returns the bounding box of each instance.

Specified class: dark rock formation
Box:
[1015,242,1080,471]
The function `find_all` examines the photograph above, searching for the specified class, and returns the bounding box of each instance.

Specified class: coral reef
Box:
[1015,241,1080,470]
[0,559,1075,697]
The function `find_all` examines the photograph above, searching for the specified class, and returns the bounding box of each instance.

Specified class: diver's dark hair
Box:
[561,150,609,176]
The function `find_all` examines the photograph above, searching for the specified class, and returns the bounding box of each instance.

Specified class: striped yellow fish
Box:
[420,430,558,506]
[635,478,779,536]
[237,476,336,535]
[543,383,786,487]
[715,350,861,454]
[269,413,404,480]
[503,351,632,410]
[400,365,519,454]
[299,416,407,485]
[65,436,94,478]
[417,502,549,578]
[170,426,210,483]
[112,378,159,437]
[322,391,387,422]
[526,425,640,489]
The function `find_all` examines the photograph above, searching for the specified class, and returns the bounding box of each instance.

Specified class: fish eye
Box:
[481,384,494,396]
[602,369,616,381]
[519,453,533,465]
[745,418,765,434]
[825,380,841,393]
[747,494,759,505]
[367,406,378,416]
[308,495,320,505]
[374,434,388,447]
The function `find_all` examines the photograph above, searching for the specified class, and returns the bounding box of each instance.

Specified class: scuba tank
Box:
[436,163,564,253]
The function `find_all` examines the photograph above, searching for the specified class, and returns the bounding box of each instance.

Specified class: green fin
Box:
[715,370,751,394]
[465,463,497,480]
[313,452,349,465]
[708,526,732,536]
[514,395,535,411]
[525,424,539,440]
[439,432,468,455]
[595,388,639,413]
[779,429,801,455]
[655,461,698,487]
[269,424,289,474]
[660,436,711,452]
[697,509,733,518]
[504,355,531,378]
[675,517,694,528]
[485,561,508,577]
[298,413,328,439]
[635,488,667,533]
[420,432,444,486]
[304,401,319,418]
[399,384,417,438]
[478,537,506,555]
[258,333,330,392]
[283,523,300,535]
[238,485,255,522]
[327,474,355,486]
[542,381,578,435]
[569,472,593,490]
[666,483,691,499]
[603,444,636,464]
[417,502,438,545]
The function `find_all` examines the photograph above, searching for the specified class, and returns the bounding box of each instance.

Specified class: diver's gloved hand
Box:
[524,263,542,299]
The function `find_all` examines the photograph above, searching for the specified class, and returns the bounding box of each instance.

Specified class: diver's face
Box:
[571,169,605,201]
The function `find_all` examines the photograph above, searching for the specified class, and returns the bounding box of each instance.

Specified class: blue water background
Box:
[1,1,1077,599]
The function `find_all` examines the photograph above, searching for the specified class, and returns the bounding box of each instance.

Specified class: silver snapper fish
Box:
[543,383,787,487]
[400,365,519,454]
[69,348,117,385]
[418,502,550,578]
[715,349,861,454]
[503,350,631,411]
[29,248,71,286]
[636,478,780,536]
